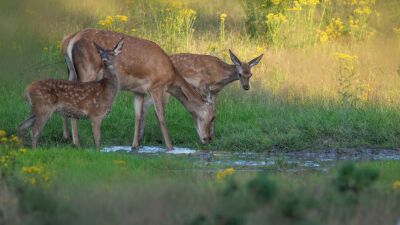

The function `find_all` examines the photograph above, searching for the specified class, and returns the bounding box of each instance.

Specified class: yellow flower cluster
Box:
[215,167,235,182]
[266,12,287,24]
[272,0,281,5]
[21,165,51,186]
[354,6,372,15]
[334,52,358,61]
[113,160,126,166]
[220,13,227,22]
[0,133,21,145]
[393,180,400,190]
[98,15,128,27]
[317,18,344,43]
[298,0,319,6]
[181,8,196,18]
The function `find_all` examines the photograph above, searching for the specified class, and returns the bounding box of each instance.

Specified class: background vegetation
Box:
[1,0,400,151]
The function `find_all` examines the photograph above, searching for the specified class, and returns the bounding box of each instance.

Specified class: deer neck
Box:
[168,75,204,115]
[102,63,120,91]
[214,64,239,91]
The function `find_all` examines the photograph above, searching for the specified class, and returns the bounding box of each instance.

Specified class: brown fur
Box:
[138,51,263,139]
[19,41,122,149]
[61,29,214,150]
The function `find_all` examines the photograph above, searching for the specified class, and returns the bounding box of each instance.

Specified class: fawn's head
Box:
[94,39,124,68]
[229,49,263,91]
[193,86,215,144]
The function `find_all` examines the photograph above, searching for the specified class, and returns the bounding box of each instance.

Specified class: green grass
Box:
[3,80,400,151]
[2,149,399,225]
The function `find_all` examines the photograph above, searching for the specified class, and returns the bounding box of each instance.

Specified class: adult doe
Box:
[61,29,215,150]
[18,40,124,149]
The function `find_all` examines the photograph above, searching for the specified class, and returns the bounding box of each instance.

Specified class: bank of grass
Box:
[2,149,399,225]
[3,83,400,151]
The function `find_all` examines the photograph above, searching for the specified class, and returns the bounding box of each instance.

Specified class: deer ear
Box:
[93,42,104,55]
[229,49,241,66]
[248,54,263,67]
[113,39,124,56]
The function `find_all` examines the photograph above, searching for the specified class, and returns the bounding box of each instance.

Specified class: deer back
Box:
[65,29,176,93]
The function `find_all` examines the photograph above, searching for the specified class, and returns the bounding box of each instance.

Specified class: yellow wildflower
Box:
[216,167,235,182]
[0,130,6,137]
[220,13,227,22]
[334,52,358,61]
[266,12,287,24]
[22,166,43,174]
[115,15,128,22]
[113,160,126,166]
[256,46,264,53]
[9,135,20,145]
[19,148,28,154]
[0,137,7,143]
[392,180,400,190]
[272,0,281,5]
[354,6,371,15]
[317,30,329,43]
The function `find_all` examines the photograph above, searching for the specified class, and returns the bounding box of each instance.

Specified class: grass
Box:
[1,149,398,225]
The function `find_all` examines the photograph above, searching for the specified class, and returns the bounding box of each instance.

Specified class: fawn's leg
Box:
[31,112,52,149]
[62,116,70,140]
[71,118,80,147]
[151,89,173,151]
[90,117,102,149]
[132,94,145,150]
[18,114,36,145]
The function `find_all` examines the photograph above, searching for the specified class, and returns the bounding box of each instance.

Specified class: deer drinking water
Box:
[18,40,124,149]
[137,50,263,139]
[61,29,214,150]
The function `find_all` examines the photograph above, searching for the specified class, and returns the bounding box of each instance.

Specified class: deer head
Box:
[94,39,124,68]
[229,49,263,91]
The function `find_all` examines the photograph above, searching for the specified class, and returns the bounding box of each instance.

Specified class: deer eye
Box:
[211,116,215,122]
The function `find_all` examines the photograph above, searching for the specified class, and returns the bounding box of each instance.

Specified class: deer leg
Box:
[132,94,145,150]
[90,117,102,150]
[71,118,80,147]
[62,116,70,140]
[138,93,170,140]
[138,96,153,141]
[151,89,173,151]
[18,114,36,145]
[31,112,52,149]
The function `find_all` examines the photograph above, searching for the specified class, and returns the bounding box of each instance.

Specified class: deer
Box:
[136,50,263,140]
[60,29,214,151]
[18,39,124,149]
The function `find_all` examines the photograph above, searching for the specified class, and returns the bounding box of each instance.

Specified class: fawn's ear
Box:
[113,39,124,56]
[248,54,263,67]
[229,49,241,66]
[93,42,105,55]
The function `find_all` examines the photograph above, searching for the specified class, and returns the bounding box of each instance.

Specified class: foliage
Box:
[334,162,379,193]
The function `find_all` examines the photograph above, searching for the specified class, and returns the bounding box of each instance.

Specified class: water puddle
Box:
[102,145,196,154]
[102,146,400,171]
